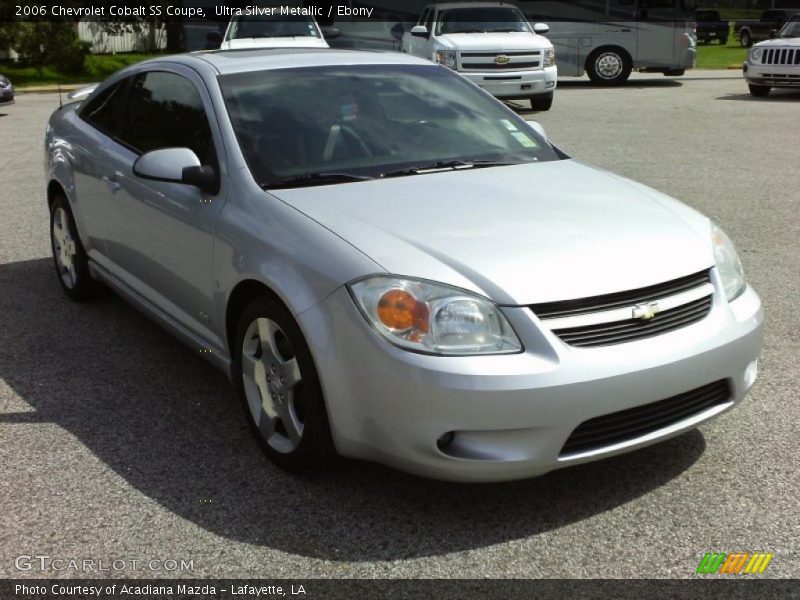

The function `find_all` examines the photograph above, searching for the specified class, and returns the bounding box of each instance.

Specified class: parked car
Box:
[735,9,798,48]
[401,2,557,111]
[45,49,763,482]
[0,74,14,106]
[695,9,729,45]
[206,13,334,50]
[744,15,800,97]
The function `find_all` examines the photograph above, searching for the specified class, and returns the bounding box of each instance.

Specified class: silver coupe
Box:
[44,49,763,482]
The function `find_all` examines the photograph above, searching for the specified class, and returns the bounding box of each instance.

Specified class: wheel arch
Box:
[225,279,286,359]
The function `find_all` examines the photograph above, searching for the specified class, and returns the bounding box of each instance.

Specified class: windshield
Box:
[436,7,531,35]
[227,15,320,40]
[779,19,800,37]
[219,65,559,188]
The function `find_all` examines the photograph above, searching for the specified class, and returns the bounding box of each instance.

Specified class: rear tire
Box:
[232,296,335,472]
[529,92,553,112]
[748,84,771,97]
[740,30,753,48]
[586,47,632,85]
[49,195,96,301]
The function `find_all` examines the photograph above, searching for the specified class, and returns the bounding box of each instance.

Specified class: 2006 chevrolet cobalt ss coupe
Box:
[45,49,763,482]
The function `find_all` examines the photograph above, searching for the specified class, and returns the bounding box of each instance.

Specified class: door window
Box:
[119,71,216,167]
[80,80,128,137]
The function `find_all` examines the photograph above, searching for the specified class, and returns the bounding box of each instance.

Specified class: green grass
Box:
[696,34,748,70]
[1,53,160,88]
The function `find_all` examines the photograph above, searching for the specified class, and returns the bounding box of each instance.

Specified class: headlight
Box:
[543,47,557,67]
[0,76,9,88]
[435,49,457,70]
[349,276,522,355]
[750,47,763,62]
[711,224,746,302]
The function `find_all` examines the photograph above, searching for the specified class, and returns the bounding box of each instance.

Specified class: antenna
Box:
[58,83,63,109]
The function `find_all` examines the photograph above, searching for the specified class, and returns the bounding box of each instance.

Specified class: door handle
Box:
[102,172,122,192]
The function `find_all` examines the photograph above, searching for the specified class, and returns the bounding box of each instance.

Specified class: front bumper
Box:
[299,277,763,482]
[744,63,800,87]
[459,66,557,99]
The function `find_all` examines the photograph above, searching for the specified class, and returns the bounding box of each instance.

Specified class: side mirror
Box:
[525,120,547,140]
[410,25,428,37]
[533,23,550,35]
[769,29,777,38]
[206,31,223,48]
[133,148,217,194]
[322,26,341,39]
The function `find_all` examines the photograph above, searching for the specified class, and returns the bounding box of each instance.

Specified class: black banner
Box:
[3,579,800,600]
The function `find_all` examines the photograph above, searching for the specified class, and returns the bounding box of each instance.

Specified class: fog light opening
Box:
[437,431,455,452]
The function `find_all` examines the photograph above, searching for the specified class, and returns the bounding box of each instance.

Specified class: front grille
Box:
[462,61,540,70]
[531,270,711,320]
[560,380,730,456]
[760,47,800,65]
[459,50,542,71]
[532,270,714,347]
[553,296,712,348]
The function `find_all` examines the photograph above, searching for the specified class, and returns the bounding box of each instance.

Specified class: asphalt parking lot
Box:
[0,70,798,579]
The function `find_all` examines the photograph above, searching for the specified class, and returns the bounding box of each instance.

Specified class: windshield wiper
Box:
[379,159,520,179]
[263,172,373,189]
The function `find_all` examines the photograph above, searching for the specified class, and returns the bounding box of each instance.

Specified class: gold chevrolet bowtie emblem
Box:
[632,302,661,320]
[494,55,511,65]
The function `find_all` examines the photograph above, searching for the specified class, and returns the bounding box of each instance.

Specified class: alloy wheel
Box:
[241,317,305,454]
[52,206,78,289]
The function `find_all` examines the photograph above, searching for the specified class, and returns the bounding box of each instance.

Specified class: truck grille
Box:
[531,270,714,348]
[459,50,541,71]
[760,47,800,65]
[560,380,730,456]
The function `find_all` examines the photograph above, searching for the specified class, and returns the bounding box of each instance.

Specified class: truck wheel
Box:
[748,84,770,97]
[719,36,728,46]
[740,31,752,48]
[586,47,632,85]
[529,93,553,112]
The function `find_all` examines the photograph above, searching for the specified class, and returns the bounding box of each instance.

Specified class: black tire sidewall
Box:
[49,195,94,301]
[529,93,553,111]
[232,296,335,471]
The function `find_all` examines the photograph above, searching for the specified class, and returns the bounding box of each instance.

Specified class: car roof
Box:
[141,48,430,75]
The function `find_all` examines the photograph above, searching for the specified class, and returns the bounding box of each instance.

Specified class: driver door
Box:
[100,68,227,347]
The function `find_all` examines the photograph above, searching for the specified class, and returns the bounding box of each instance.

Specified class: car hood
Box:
[439,32,549,51]
[222,36,328,49]
[272,160,714,305]
[754,37,800,47]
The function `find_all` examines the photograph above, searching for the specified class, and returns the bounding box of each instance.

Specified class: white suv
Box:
[744,16,800,96]
[401,2,557,111]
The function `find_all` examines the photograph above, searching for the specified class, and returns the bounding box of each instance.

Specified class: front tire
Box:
[586,47,632,85]
[49,195,95,301]
[748,83,771,97]
[529,92,553,112]
[740,30,753,48]
[233,296,335,472]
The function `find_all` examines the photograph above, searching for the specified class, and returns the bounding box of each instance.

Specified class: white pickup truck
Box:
[401,2,557,111]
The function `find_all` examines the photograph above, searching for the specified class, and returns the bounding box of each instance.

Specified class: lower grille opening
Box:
[560,380,730,456]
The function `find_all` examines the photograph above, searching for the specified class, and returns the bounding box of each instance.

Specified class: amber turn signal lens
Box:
[377,289,429,332]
